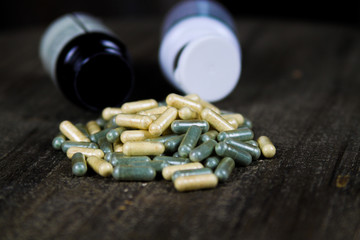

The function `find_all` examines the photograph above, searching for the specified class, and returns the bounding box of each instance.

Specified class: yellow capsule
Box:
[174,174,218,192]
[113,140,123,153]
[59,120,90,142]
[178,107,198,120]
[166,93,203,113]
[257,136,276,158]
[185,94,220,114]
[66,147,104,159]
[123,141,165,156]
[115,113,153,129]
[86,120,101,135]
[102,107,122,121]
[148,107,178,136]
[86,156,113,177]
[120,130,154,143]
[121,99,158,114]
[226,117,239,128]
[221,113,244,126]
[149,114,160,121]
[162,162,203,180]
[137,106,168,115]
[200,108,235,132]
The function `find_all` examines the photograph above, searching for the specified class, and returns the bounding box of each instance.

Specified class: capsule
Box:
[221,113,244,126]
[113,165,156,181]
[226,118,239,129]
[123,141,165,156]
[174,174,218,192]
[178,107,198,120]
[215,142,252,166]
[171,120,209,134]
[75,123,90,138]
[95,117,106,128]
[164,134,185,153]
[224,138,261,160]
[113,140,123,153]
[257,136,276,158]
[148,107,177,136]
[178,126,202,157]
[66,147,104,159]
[59,120,90,142]
[121,99,158,114]
[217,127,254,142]
[126,160,170,172]
[162,162,203,180]
[115,114,153,130]
[172,168,213,181]
[245,140,259,147]
[61,141,98,153]
[71,152,87,176]
[166,93,203,113]
[52,133,66,150]
[243,118,253,129]
[90,127,115,143]
[153,156,190,165]
[200,130,218,143]
[200,108,235,132]
[138,106,168,115]
[110,155,151,166]
[121,130,154,143]
[214,157,235,182]
[185,93,220,114]
[86,156,113,177]
[145,134,179,143]
[98,137,113,154]
[204,156,220,169]
[189,139,217,162]
[106,127,126,143]
[105,115,118,128]
[102,107,122,121]
[86,120,101,135]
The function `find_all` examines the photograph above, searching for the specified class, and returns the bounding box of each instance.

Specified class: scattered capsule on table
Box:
[106,127,126,143]
[174,174,218,192]
[121,99,158,114]
[201,108,235,132]
[98,137,113,154]
[164,134,185,153]
[125,160,170,172]
[52,133,66,150]
[90,127,116,143]
[200,130,218,143]
[66,147,104,159]
[189,139,217,162]
[172,168,213,182]
[257,136,276,158]
[224,138,261,160]
[59,120,90,142]
[61,141,98,153]
[217,127,254,142]
[113,165,156,181]
[214,157,235,182]
[115,113,153,130]
[87,156,113,177]
[110,155,151,166]
[148,107,178,136]
[121,130,154,143]
[204,156,220,169]
[166,93,203,113]
[171,120,209,134]
[86,120,101,135]
[153,156,190,165]
[123,141,165,156]
[102,107,122,121]
[162,162,203,180]
[71,152,87,176]
[178,126,202,157]
[215,142,252,166]
[138,106,168,116]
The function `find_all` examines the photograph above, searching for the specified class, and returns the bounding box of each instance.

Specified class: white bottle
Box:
[159,0,241,102]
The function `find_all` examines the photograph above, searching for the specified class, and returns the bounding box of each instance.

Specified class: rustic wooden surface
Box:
[0,18,359,240]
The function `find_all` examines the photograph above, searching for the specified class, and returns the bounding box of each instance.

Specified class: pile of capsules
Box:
[52,93,276,192]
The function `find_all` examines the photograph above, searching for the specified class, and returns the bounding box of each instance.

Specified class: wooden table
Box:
[0,18,359,240]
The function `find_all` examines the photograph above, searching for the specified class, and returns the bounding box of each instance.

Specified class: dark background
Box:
[0,0,359,31]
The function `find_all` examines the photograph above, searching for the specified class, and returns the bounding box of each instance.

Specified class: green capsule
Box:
[145,134,178,143]
[200,130,218,143]
[153,156,190,165]
[178,126,202,157]
[164,134,185,153]
[95,117,106,128]
[217,127,254,142]
[171,120,209,134]
[111,155,151,166]
[172,152,180,157]
[243,118,253,129]
[105,115,118,128]
[112,166,156,181]
[61,141,98,153]
[71,152,87,176]
[245,140,258,147]
[224,138,261,160]
[98,137,113,154]
[126,160,170,172]
[90,127,115,143]
[75,123,90,138]
[204,156,220,169]
[189,139,217,162]
[106,127,126,143]
[52,133,66,150]
[172,168,213,181]
[215,142,252,166]
[214,157,235,182]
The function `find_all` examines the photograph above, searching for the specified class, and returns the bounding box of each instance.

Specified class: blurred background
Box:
[0,0,359,31]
